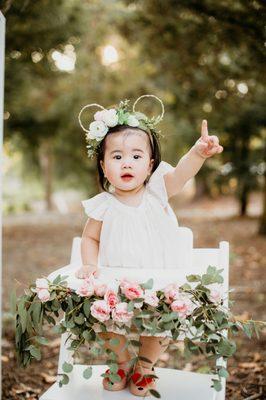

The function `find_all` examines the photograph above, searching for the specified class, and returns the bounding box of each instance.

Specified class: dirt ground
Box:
[2,195,266,399]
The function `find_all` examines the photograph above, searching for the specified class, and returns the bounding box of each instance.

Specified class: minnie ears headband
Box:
[78,94,165,159]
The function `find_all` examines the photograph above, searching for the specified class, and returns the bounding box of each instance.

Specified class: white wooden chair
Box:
[40,228,229,400]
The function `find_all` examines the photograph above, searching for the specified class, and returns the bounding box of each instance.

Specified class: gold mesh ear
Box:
[78,103,106,133]
[132,94,165,125]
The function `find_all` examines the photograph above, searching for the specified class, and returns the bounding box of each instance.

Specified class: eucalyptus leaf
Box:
[62,362,73,373]
[52,275,62,285]
[59,374,69,386]
[186,274,201,282]
[149,389,161,398]
[218,367,229,379]
[211,378,222,392]
[82,330,92,341]
[28,345,41,360]
[35,336,49,345]
[109,363,119,373]
[74,314,85,325]
[141,278,154,290]
[83,299,91,317]
[83,366,92,379]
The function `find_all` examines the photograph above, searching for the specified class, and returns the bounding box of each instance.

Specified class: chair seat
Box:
[39,364,217,400]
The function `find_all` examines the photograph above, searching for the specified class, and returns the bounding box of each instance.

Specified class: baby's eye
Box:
[133,155,141,159]
[113,155,121,160]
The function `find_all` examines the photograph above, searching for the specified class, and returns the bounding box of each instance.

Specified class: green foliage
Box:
[58,373,69,387]
[83,366,92,379]
[15,267,265,398]
[62,362,73,374]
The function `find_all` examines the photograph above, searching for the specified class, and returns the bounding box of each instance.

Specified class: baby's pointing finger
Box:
[201,120,209,140]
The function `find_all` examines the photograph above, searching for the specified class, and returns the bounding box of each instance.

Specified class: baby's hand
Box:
[75,265,100,279]
[194,120,223,159]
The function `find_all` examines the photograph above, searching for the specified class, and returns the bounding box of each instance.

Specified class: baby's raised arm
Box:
[164,120,223,198]
[75,217,102,279]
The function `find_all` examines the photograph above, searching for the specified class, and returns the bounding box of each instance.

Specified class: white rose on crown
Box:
[88,121,108,141]
[94,108,118,127]
[127,115,140,127]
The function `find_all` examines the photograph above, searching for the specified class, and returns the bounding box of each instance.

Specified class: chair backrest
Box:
[67,228,229,307]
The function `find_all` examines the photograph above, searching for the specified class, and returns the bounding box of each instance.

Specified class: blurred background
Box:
[1,1,265,399]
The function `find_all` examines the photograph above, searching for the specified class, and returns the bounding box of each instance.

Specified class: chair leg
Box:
[57,331,74,381]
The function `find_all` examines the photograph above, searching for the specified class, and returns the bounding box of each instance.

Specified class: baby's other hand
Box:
[75,265,100,279]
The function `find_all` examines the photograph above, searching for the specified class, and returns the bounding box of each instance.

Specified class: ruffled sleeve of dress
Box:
[81,192,110,221]
[146,160,175,208]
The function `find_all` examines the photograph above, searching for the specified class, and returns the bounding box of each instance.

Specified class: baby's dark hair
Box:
[96,125,162,192]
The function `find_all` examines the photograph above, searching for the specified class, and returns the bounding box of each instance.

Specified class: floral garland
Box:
[78,96,165,159]
[15,266,263,398]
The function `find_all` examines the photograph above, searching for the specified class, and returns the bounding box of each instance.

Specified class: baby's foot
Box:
[102,359,132,391]
[129,365,157,397]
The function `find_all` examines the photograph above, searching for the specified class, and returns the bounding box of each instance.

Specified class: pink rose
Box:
[36,278,49,290]
[209,288,222,304]
[163,283,180,304]
[170,297,193,318]
[94,283,108,297]
[120,280,144,301]
[37,289,50,302]
[144,292,159,307]
[119,278,135,289]
[112,302,134,323]
[76,281,94,297]
[91,300,111,322]
[104,289,119,308]
[36,278,50,302]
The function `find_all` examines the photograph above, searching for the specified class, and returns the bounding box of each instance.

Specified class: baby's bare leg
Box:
[129,336,170,396]
[98,332,131,362]
[137,335,170,368]
[98,332,132,391]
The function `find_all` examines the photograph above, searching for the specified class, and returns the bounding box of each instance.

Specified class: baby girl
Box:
[75,95,223,396]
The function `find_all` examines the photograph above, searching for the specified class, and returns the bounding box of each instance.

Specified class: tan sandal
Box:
[129,364,158,397]
[102,359,132,391]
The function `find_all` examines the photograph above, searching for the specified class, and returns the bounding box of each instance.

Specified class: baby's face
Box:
[100,130,154,192]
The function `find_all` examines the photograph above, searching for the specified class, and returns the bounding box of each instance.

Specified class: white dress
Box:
[81,160,179,337]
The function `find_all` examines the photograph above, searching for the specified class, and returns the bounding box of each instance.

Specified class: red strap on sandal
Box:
[131,372,154,387]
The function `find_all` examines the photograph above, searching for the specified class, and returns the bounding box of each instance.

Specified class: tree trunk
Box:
[259,177,266,235]
[239,180,249,216]
[237,136,250,216]
[38,138,54,211]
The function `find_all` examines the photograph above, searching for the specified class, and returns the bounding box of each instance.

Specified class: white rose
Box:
[88,121,108,141]
[127,115,140,127]
[94,109,118,127]
[36,278,49,290]
[144,292,159,307]
[101,109,118,127]
[94,110,106,121]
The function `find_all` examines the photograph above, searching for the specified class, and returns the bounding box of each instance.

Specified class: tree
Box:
[117,0,266,225]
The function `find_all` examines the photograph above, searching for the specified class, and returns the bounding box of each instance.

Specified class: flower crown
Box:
[78,94,165,159]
